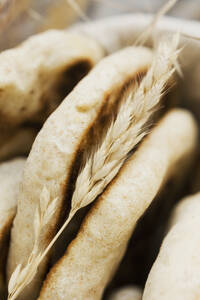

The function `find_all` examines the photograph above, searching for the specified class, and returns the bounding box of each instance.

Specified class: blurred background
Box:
[1,0,200,50]
[88,0,200,20]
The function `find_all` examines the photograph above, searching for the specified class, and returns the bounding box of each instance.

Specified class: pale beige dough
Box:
[7,46,153,300]
[38,109,198,300]
[143,191,200,300]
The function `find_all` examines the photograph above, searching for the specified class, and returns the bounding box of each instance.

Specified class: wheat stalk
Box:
[8,187,58,300]
[66,0,90,22]
[27,8,44,23]
[135,0,179,46]
[8,35,179,300]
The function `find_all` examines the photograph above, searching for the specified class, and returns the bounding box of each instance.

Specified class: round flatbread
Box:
[143,192,200,300]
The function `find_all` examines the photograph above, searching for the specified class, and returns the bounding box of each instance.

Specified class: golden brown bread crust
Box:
[7,46,153,300]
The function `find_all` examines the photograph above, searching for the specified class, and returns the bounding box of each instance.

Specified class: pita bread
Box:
[110,156,192,290]
[0,158,25,295]
[38,109,198,300]
[0,29,103,127]
[143,192,200,300]
[7,46,153,300]
[109,286,142,300]
[0,128,36,162]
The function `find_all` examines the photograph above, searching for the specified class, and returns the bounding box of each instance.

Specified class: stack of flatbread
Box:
[0,12,200,300]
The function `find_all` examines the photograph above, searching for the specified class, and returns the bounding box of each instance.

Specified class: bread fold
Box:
[143,191,200,300]
[38,109,198,300]
[0,158,25,295]
[0,128,36,162]
[7,46,153,300]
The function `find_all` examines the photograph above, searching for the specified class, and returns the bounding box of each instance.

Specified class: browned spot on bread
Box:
[0,59,92,129]
[34,59,92,126]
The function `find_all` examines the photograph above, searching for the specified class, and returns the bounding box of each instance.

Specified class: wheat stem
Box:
[135,0,179,46]
[39,210,75,262]
[66,0,90,22]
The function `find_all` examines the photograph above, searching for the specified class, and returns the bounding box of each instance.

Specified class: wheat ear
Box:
[8,187,58,300]
[8,35,179,300]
